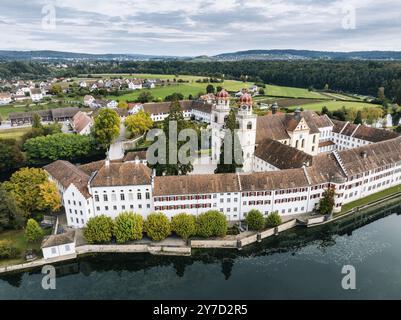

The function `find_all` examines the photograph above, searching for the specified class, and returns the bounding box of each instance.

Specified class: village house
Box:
[30,88,43,102]
[72,111,93,135]
[0,92,12,105]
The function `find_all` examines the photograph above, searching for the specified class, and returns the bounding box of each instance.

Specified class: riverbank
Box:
[2,193,401,275]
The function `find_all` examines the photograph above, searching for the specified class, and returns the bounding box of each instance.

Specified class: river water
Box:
[1,201,401,300]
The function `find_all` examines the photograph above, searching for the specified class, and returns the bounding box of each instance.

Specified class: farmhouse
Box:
[0,92,12,105]
[9,107,79,126]
[72,111,93,135]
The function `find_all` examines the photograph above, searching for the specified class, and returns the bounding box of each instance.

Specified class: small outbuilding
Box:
[41,230,76,260]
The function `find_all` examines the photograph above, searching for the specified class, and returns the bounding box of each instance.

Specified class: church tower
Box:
[211,89,230,162]
[236,92,257,172]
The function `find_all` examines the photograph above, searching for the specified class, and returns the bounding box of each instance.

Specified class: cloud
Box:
[0,0,400,55]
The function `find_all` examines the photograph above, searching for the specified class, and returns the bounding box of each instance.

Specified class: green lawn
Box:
[0,228,52,267]
[337,185,401,216]
[265,85,328,99]
[287,100,383,112]
[0,127,31,141]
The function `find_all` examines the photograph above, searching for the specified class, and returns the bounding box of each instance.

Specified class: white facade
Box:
[42,242,76,260]
[0,93,12,105]
[91,184,153,220]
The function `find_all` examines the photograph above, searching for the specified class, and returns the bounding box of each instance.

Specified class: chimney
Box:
[105,149,110,168]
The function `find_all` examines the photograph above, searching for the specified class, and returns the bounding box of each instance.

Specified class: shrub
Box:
[84,215,114,244]
[246,209,265,231]
[0,240,20,259]
[265,211,282,228]
[113,212,143,244]
[171,213,196,240]
[25,219,43,243]
[196,210,228,238]
[144,213,171,241]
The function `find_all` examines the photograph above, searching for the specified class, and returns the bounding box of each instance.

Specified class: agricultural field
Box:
[0,127,31,141]
[254,98,326,108]
[264,84,329,99]
[286,100,383,112]
[101,73,329,102]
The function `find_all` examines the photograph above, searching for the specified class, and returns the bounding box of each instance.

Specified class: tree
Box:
[137,91,154,103]
[361,107,384,125]
[258,88,265,95]
[38,181,62,212]
[144,212,171,241]
[93,109,120,147]
[23,133,97,165]
[165,92,184,102]
[265,211,282,228]
[125,111,153,138]
[84,215,114,244]
[118,100,129,109]
[32,113,42,129]
[378,87,386,102]
[49,84,63,96]
[4,167,48,214]
[113,212,143,244]
[171,213,196,240]
[0,184,25,231]
[0,139,25,173]
[246,209,265,231]
[354,110,363,125]
[151,100,194,176]
[206,84,215,94]
[319,187,336,216]
[25,219,43,243]
[196,210,227,238]
[0,240,20,259]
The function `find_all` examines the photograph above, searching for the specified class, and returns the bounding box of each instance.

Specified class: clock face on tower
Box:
[241,105,248,111]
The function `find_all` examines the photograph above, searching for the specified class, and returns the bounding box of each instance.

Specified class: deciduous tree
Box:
[93,109,121,147]
[144,212,171,241]
[25,219,43,243]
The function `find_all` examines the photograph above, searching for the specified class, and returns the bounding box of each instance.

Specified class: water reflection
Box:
[0,200,400,298]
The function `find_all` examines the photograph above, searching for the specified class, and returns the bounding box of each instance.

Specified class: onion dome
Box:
[216,89,229,99]
[239,93,253,105]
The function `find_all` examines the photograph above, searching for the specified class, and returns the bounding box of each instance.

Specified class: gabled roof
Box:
[332,119,400,142]
[42,230,75,248]
[153,173,240,196]
[43,160,91,198]
[255,138,313,169]
[72,111,92,134]
[91,162,152,187]
[338,137,401,176]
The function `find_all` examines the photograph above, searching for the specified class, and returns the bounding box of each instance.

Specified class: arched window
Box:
[214,115,218,123]
[236,121,240,129]
[301,139,305,148]
[247,122,253,130]
[295,140,299,148]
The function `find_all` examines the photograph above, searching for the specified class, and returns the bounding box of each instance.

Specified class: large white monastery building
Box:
[44,90,401,228]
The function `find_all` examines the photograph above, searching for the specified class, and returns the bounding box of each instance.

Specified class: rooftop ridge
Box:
[350,124,361,137]
[339,121,350,135]
[332,150,349,177]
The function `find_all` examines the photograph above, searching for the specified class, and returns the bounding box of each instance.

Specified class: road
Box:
[108,122,126,160]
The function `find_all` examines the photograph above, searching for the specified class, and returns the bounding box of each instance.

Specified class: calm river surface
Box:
[2,201,401,300]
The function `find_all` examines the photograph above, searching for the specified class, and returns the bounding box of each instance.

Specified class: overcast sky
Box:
[0,0,400,56]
